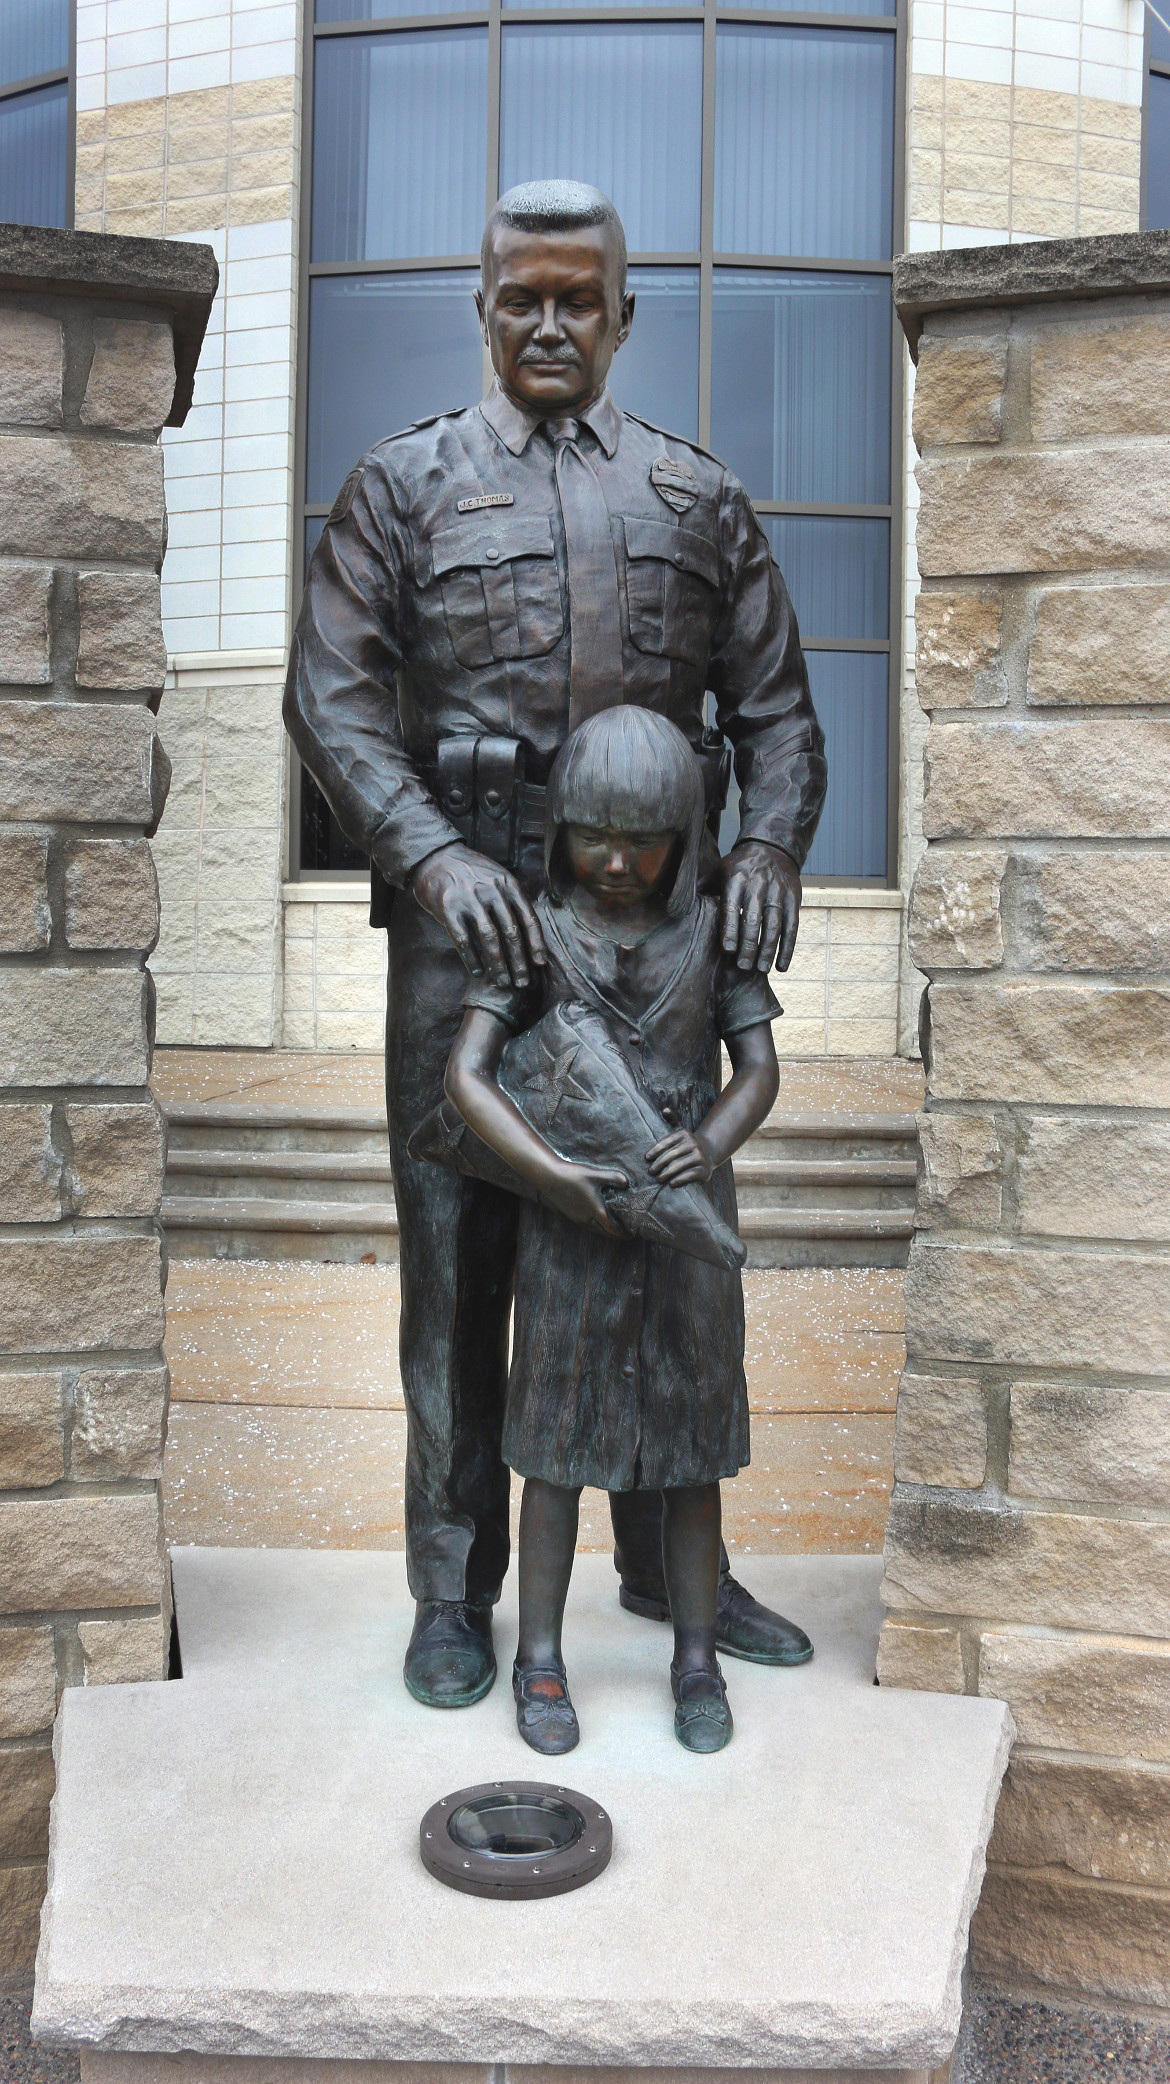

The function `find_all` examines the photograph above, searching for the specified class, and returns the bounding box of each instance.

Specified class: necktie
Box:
[545,417,624,732]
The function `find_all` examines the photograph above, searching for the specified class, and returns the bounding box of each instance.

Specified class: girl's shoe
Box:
[512,1660,580,1754]
[671,1661,733,1752]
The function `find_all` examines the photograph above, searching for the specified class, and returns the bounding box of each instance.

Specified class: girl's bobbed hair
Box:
[545,707,706,917]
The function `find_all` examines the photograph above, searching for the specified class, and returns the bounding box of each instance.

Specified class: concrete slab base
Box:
[35,1552,1008,2078]
[81,2058,954,2083]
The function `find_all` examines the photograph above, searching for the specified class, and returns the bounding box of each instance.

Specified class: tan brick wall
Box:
[75,74,298,239]
[0,244,214,1980]
[880,248,1170,2009]
[909,77,1141,242]
[280,891,908,1056]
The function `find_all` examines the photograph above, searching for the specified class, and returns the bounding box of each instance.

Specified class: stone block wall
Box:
[0,225,215,1983]
[878,230,1170,2010]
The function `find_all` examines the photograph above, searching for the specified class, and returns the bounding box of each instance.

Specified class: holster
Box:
[698,727,733,840]
[435,735,527,866]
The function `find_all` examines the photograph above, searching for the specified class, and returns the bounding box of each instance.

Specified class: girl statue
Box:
[444,708,781,1756]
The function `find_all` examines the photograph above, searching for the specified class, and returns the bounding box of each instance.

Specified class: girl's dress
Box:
[464,889,780,1493]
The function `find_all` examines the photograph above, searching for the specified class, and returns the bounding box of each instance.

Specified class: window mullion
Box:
[697,0,717,446]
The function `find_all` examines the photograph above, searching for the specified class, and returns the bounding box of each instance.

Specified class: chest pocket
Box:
[431,513,563,669]
[624,515,720,668]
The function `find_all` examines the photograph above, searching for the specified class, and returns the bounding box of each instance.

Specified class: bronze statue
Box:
[284,178,827,1711]
[445,708,782,1753]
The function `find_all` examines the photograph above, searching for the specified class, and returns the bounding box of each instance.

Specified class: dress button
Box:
[673,550,684,566]
[628,1030,642,1046]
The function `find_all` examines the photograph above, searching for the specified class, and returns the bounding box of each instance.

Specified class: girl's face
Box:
[564,823,677,908]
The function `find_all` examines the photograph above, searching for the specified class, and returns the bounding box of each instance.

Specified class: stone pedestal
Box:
[33,1552,1009,2080]
[878,228,1170,2007]
[0,224,216,1979]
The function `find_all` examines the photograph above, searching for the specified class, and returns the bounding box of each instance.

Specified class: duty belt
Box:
[427,730,731,869]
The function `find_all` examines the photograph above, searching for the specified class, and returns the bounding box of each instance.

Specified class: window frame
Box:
[1141,2,1170,227]
[291,0,906,885]
[0,2,76,231]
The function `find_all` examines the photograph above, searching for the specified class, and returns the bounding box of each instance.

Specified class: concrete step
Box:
[33,1549,1012,2083]
[160,1097,919,1270]
[166,1147,916,1199]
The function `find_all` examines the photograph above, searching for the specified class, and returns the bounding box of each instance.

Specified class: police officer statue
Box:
[285,179,828,1710]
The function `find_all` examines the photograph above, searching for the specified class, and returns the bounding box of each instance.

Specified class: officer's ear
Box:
[614,290,635,354]
[474,287,489,348]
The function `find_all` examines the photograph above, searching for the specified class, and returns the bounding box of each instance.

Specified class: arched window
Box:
[1145,3,1170,227]
[0,0,73,230]
[294,0,904,883]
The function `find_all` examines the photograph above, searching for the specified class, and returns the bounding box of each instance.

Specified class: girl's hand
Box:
[543,1161,628,1235]
[645,1128,714,1186]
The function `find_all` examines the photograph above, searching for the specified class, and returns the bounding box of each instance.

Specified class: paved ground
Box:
[7,1981,1170,2080]
[952,1982,1170,2080]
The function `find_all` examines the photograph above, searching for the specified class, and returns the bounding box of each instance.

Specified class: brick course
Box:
[0,225,214,1979]
[881,237,1170,2008]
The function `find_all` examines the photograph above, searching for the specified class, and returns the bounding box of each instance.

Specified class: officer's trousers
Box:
[386,885,700,1607]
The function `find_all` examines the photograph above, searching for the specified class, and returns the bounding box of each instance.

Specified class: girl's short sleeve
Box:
[461,975,538,1031]
[715,952,782,1038]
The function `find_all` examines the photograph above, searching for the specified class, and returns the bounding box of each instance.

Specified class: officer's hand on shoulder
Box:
[410,842,547,989]
[720,840,802,973]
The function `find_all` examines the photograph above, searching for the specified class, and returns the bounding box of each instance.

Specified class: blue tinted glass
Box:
[306,270,483,503]
[802,652,888,880]
[1151,13,1170,65]
[711,271,891,504]
[0,80,67,228]
[760,516,889,640]
[312,30,488,261]
[733,0,893,15]
[0,0,68,89]
[715,28,894,262]
[608,269,699,440]
[317,0,474,15]
[500,26,703,253]
[1149,72,1170,230]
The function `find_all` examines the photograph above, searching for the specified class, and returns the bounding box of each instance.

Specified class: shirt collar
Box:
[479,378,621,459]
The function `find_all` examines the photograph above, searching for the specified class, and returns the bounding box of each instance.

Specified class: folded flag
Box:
[408,999,745,1271]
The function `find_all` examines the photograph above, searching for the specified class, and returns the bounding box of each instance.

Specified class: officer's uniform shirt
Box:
[284,378,827,890]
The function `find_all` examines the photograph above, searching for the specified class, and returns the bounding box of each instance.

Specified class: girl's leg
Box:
[517,1477,581,1666]
[662,1483,733,1752]
[661,1482,722,1670]
[514,1478,583,1755]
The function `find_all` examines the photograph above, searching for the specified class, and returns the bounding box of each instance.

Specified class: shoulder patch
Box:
[650,452,699,514]
[326,466,363,526]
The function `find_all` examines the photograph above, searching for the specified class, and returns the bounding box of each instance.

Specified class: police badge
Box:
[650,453,699,515]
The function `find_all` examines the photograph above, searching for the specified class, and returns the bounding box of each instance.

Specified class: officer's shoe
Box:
[716,1570,813,1666]
[403,1599,496,1707]
[618,1572,814,1666]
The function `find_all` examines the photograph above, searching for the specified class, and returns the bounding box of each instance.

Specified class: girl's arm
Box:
[646,1020,779,1187]
[446,1009,627,1233]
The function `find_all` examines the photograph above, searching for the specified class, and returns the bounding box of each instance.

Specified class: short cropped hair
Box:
[545,707,705,918]
[483,181,628,289]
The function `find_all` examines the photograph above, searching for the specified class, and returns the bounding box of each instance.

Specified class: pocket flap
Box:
[431,512,555,578]
[624,515,719,589]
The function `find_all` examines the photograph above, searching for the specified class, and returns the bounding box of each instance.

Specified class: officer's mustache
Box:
[517,345,580,365]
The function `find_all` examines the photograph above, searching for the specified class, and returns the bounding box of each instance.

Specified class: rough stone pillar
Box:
[877,229,1170,2010]
[0,225,215,1982]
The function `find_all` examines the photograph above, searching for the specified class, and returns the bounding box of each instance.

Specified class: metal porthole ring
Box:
[419,1780,613,1900]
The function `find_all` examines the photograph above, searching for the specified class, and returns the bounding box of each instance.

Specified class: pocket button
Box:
[486,546,499,562]
[673,550,685,566]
